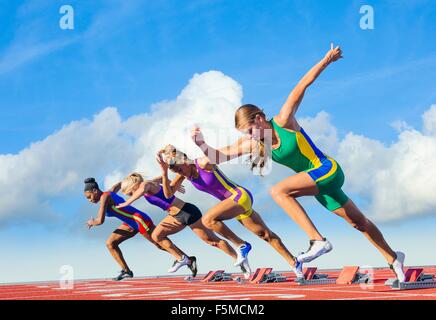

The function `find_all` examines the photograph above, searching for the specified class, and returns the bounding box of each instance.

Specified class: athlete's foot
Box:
[239,259,252,280]
[390,251,406,283]
[297,238,333,263]
[113,269,133,281]
[292,258,304,281]
[234,242,252,267]
[168,255,191,273]
[187,256,198,277]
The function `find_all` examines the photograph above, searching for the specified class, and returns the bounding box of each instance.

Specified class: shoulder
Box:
[272,115,286,127]
[196,157,214,171]
[102,192,111,199]
[101,192,112,206]
[273,115,300,131]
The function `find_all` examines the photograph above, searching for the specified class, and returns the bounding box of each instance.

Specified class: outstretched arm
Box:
[191,127,254,164]
[277,43,343,124]
[116,183,146,209]
[149,175,185,194]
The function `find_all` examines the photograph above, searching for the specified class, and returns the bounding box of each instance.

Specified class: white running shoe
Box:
[390,251,406,283]
[297,238,333,263]
[234,242,252,267]
[168,255,190,273]
[292,259,304,281]
[240,259,252,280]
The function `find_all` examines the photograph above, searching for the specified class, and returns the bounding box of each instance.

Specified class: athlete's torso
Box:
[105,192,134,217]
[103,192,151,223]
[144,185,175,211]
[270,118,333,172]
[188,159,247,201]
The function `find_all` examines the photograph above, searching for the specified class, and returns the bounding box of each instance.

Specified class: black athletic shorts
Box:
[173,202,202,226]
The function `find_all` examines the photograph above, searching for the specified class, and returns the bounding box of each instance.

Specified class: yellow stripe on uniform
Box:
[296,132,322,168]
[212,170,253,219]
[315,156,338,182]
[212,170,240,199]
[111,206,150,232]
[296,132,338,182]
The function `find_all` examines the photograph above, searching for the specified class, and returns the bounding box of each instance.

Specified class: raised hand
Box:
[191,126,205,147]
[325,43,343,63]
[86,217,94,229]
[156,150,169,172]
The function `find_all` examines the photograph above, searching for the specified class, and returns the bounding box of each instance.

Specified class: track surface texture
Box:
[2,267,436,300]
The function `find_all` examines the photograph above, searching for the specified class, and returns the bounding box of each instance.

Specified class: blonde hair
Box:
[121,172,144,194]
[161,144,191,166]
[234,104,268,174]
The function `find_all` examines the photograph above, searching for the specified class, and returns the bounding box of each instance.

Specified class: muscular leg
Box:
[201,199,247,247]
[270,172,324,241]
[333,199,397,264]
[189,219,237,260]
[106,224,137,271]
[151,215,189,261]
[239,211,297,267]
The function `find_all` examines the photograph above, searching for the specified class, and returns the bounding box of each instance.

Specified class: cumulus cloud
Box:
[258,105,436,222]
[337,105,436,221]
[0,70,434,226]
[0,71,243,224]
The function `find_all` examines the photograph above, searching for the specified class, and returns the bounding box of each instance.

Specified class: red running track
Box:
[1,267,436,300]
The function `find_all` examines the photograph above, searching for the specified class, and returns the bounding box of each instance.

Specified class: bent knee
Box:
[270,185,290,200]
[202,216,217,229]
[106,240,117,250]
[151,231,164,243]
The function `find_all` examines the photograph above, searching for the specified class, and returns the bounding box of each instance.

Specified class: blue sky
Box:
[0,0,435,283]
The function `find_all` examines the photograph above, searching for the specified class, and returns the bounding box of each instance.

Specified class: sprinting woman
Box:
[156,145,304,279]
[83,177,197,280]
[113,173,250,277]
[191,43,405,281]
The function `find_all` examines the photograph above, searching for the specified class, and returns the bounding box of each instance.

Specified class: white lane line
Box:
[128,290,187,297]
[331,294,430,300]
[79,286,171,293]
[172,293,306,300]
[102,293,131,298]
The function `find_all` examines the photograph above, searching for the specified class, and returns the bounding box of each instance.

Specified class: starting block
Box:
[297,266,371,285]
[385,268,436,290]
[201,270,234,282]
[249,268,287,284]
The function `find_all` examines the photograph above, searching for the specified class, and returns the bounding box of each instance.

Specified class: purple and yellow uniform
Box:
[144,186,175,211]
[104,192,154,235]
[188,159,254,220]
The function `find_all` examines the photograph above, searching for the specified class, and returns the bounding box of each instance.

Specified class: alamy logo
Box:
[360,5,375,30]
[59,5,74,30]
[59,265,74,289]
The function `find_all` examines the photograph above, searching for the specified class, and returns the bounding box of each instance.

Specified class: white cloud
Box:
[0,70,435,225]
[253,105,436,223]
[337,105,436,221]
[0,71,243,223]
